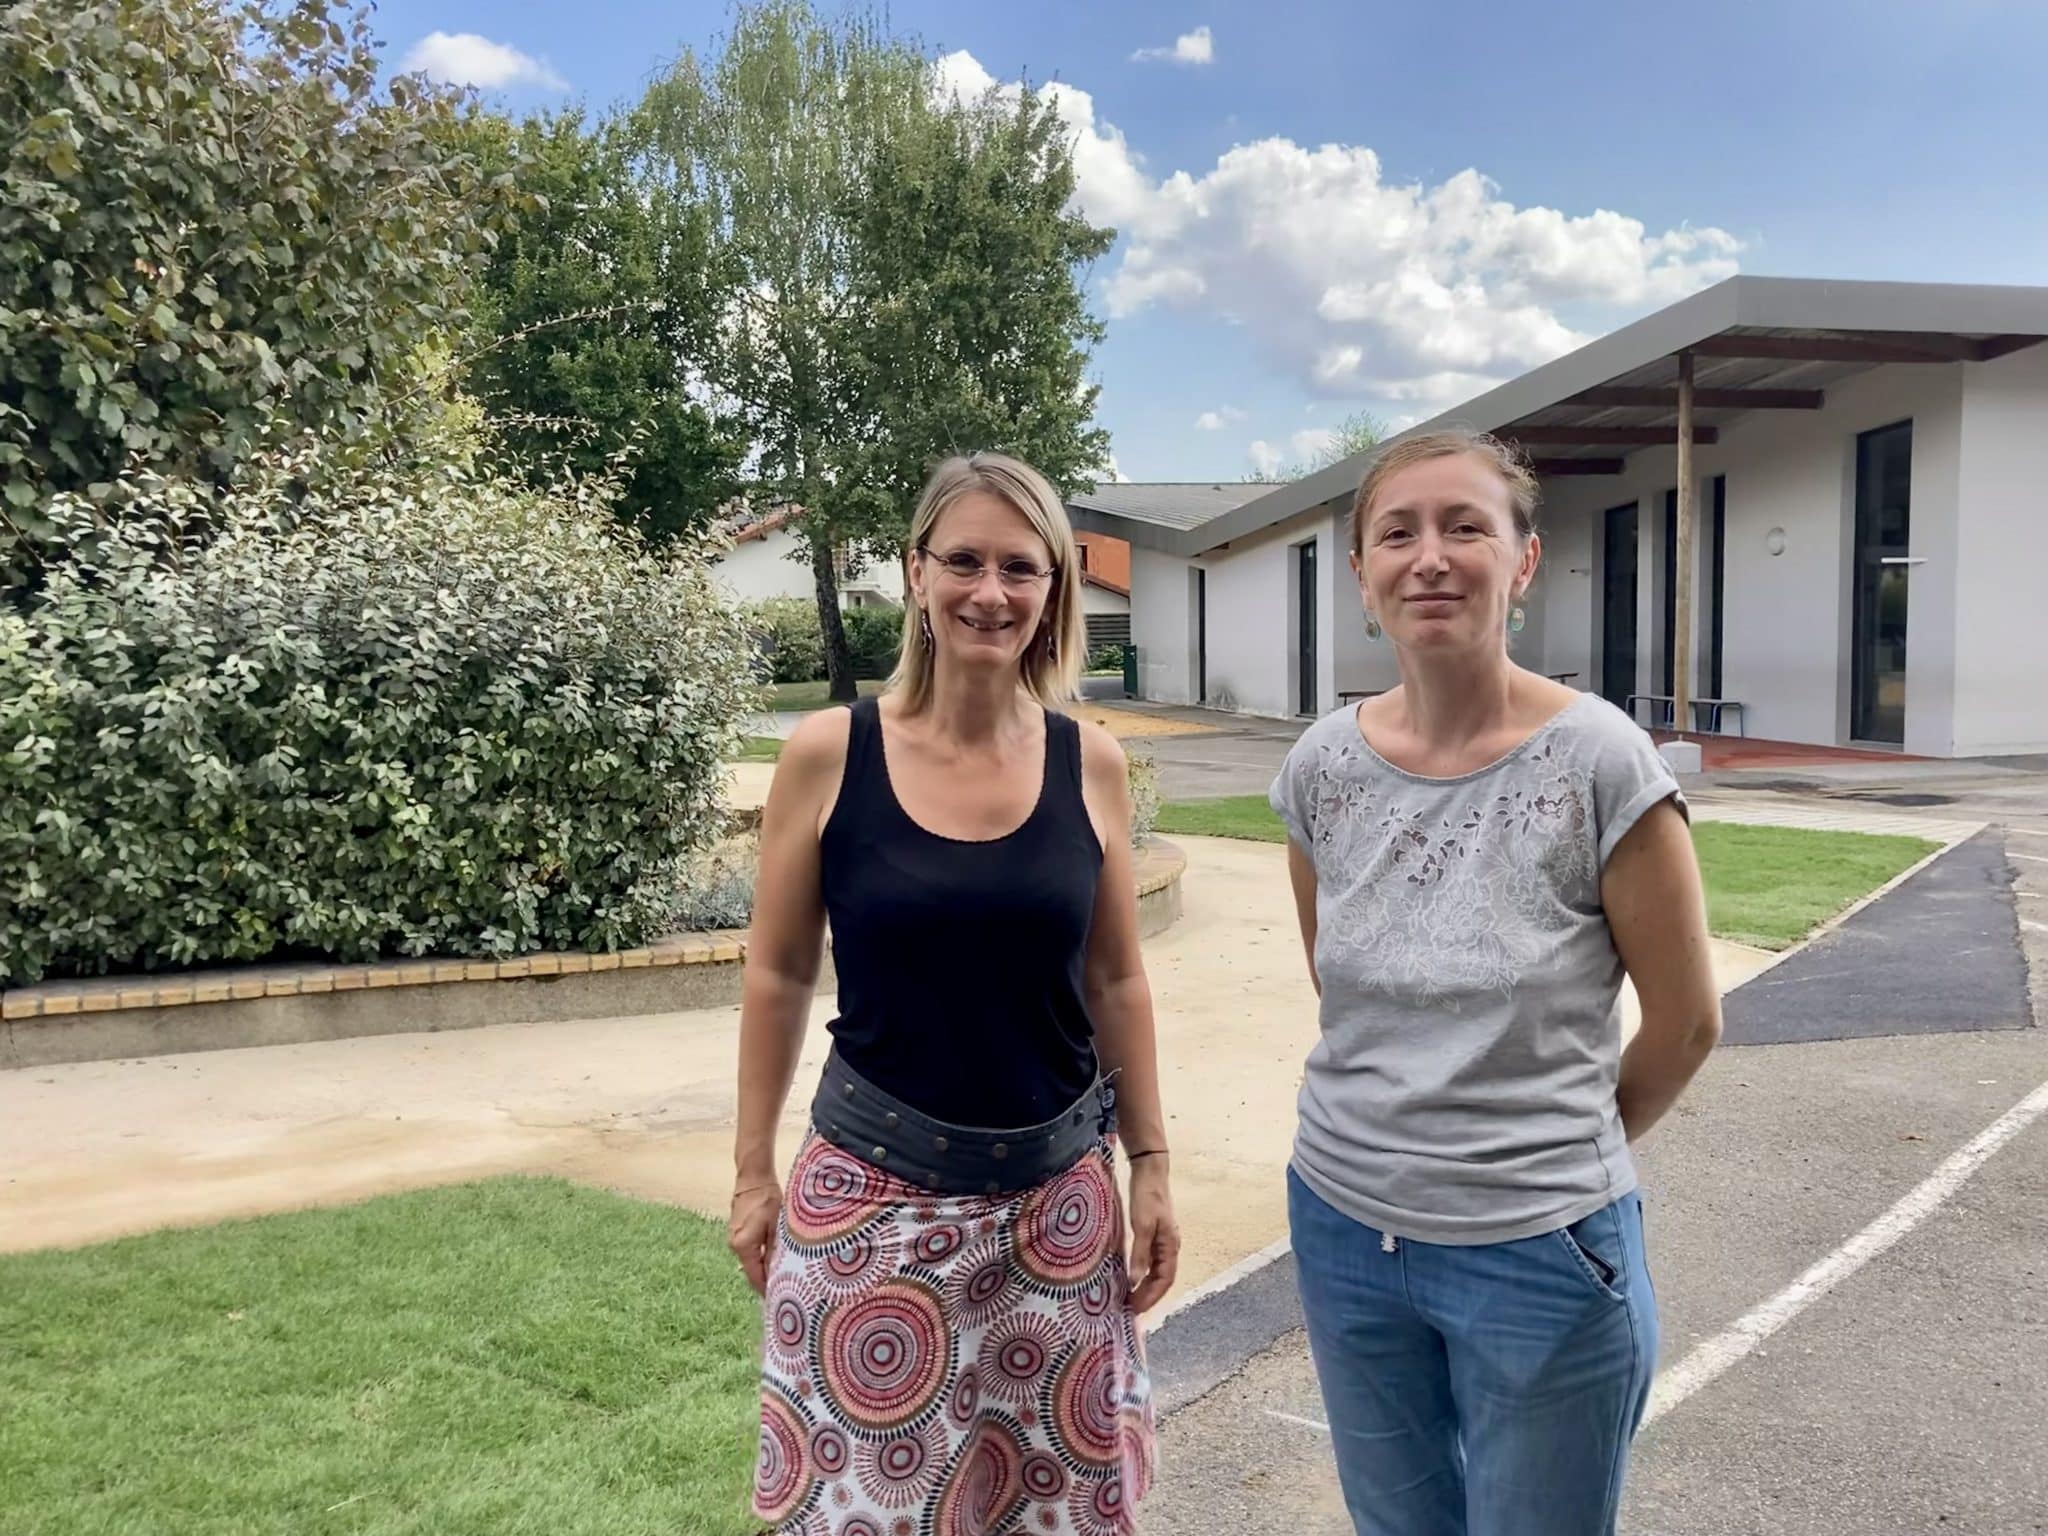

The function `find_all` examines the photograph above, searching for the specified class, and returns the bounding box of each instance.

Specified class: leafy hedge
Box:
[0,456,755,986]
[748,598,902,684]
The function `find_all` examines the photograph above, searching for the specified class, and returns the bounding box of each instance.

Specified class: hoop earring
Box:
[1364,614,1382,641]
[1044,627,1058,663]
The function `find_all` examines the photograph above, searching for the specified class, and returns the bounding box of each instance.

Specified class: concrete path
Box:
[1143,1025,2048,1536]
[0,836,1768,1292]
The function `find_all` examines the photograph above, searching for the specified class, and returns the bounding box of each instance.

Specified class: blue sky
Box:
[378,0,2048,482]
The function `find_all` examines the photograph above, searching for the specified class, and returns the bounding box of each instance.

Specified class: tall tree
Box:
[463,111,743,542]
[0,0,503,575]
[635,1,1113,700]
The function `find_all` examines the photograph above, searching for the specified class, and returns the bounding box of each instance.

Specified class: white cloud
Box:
[1132,26,1214,66]
[401,31,567,91]
[939,53,1741,409]
[1247,427,1335,477]
[1194,406,1245,431]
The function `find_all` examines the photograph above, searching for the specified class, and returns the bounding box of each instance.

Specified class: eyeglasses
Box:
[917,547,1056,588]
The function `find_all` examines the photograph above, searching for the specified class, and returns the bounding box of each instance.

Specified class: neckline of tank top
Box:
[868,700,1057,847]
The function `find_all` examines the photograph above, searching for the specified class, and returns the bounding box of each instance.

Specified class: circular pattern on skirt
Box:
[809,1421,851,1480]
[1049,1340,1120,1471]
[911,1222,966,1267]
[756,1389,816,1526]
[932,1419,1027,1536]
[1020,1450,1070,1503]
[945,1363,983,1431]
[785,1139,895,1248]
[816,1226,903,1298]
[1014,1152,1117,1288]
[835,1517,885,1536]
[978,1312,1060,1406]
[1057,1271,1123,1340]
[945,1241,1018,1331]
[817,1280,951,1434]
[1068,1473,1128,1536]
[855,1417,946,1508]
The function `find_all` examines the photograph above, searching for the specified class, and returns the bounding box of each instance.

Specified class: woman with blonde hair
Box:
[1270,429,1722,1536]
[730,452,1178,1536]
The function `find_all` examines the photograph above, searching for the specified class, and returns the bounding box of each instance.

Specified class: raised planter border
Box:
[0,841,1187,1070]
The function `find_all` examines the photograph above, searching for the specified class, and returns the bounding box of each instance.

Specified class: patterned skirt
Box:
[753,1131,1156,1536]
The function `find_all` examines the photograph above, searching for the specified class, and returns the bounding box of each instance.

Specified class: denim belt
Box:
[810,1049,1117,1196]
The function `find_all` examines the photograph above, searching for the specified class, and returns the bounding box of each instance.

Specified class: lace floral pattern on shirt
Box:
[1300,736,1599,1006]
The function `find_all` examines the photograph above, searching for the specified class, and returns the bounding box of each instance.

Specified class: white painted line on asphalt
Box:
[1263,1408,1331,1434]
[1153,1234,1293,1327]
[2010,851,2048,865]
[2024,920,2048,937]
[1644,1073,2048,1428]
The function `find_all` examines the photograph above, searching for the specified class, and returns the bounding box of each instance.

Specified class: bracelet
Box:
[1127,1148,1170,1161]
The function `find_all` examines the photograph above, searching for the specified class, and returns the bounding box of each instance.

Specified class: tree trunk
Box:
[810,534,857,703]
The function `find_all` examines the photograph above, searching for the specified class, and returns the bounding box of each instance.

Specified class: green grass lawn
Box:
[1153,796,1937,950]
[763,678,885,711]
[1690,821,1937,949]
[0,1179,761,1536]
[732,735,784,762]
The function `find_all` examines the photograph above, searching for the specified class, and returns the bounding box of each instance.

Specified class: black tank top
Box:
[819,697,1104,1126]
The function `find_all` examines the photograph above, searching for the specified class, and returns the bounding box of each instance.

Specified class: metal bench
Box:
[1626,692,1747,736]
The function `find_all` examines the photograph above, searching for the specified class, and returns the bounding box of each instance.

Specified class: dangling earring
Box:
[919,608,934,650]
[1508,603,1526,634]
[1364,613,1382,641]
[1044,627,1058,663]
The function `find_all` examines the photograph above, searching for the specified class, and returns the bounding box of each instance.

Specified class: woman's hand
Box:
[1124,1155,1181,1314]
[728,1177,783,1296]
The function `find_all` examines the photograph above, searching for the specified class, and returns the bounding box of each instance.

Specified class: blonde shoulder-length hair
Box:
[888,452,1086,713]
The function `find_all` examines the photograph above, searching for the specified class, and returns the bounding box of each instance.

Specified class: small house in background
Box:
[1070,277,2048,758]
[712,506,905,610]
[1074,530,1134,655]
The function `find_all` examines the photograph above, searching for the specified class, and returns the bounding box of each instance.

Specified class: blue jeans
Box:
[1288,1169,1658,1536]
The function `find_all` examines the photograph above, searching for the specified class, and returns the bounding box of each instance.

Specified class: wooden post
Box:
[1673,352,1696,737]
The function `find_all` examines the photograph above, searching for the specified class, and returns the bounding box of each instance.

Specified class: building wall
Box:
[1075,532,1132,590]
[1538,361,1966,751]
[1130,545,1198,704]
[1954,342,2048,754]
[715,528,906,607]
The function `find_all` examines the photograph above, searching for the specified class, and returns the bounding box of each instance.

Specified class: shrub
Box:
[747,598,902,683]
[0,0,507,575]
[844,603,905,680]
[747,598,826,684]
[670,835,757,931]
[0,452,756,986]
[1086,642,1126,674]
[1126,749,1160,846]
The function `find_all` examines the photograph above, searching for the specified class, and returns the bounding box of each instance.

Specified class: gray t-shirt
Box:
[1269,692,1685,1245]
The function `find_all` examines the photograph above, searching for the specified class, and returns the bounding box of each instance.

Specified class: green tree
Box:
[636,1,1113,700]
[0,0,504,575]
[1251,408,1388,481]
[463,111,743,542]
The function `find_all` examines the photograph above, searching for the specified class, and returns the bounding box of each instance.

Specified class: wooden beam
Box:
[1529,458,1624,476]
[1690,333,1980,365]
[1674,353,1696,739]
[1975,334,2046,362]
[1504,425,1719,446]
[1571,385,1822,410]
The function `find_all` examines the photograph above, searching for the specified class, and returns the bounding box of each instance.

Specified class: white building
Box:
[1071,278,2048,757]
[714,509,905,610]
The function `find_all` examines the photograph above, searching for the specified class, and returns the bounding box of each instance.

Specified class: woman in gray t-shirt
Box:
[1269,429,1722,1536]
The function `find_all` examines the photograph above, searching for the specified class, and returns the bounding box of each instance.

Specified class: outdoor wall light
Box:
[1765,527,1787,556]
